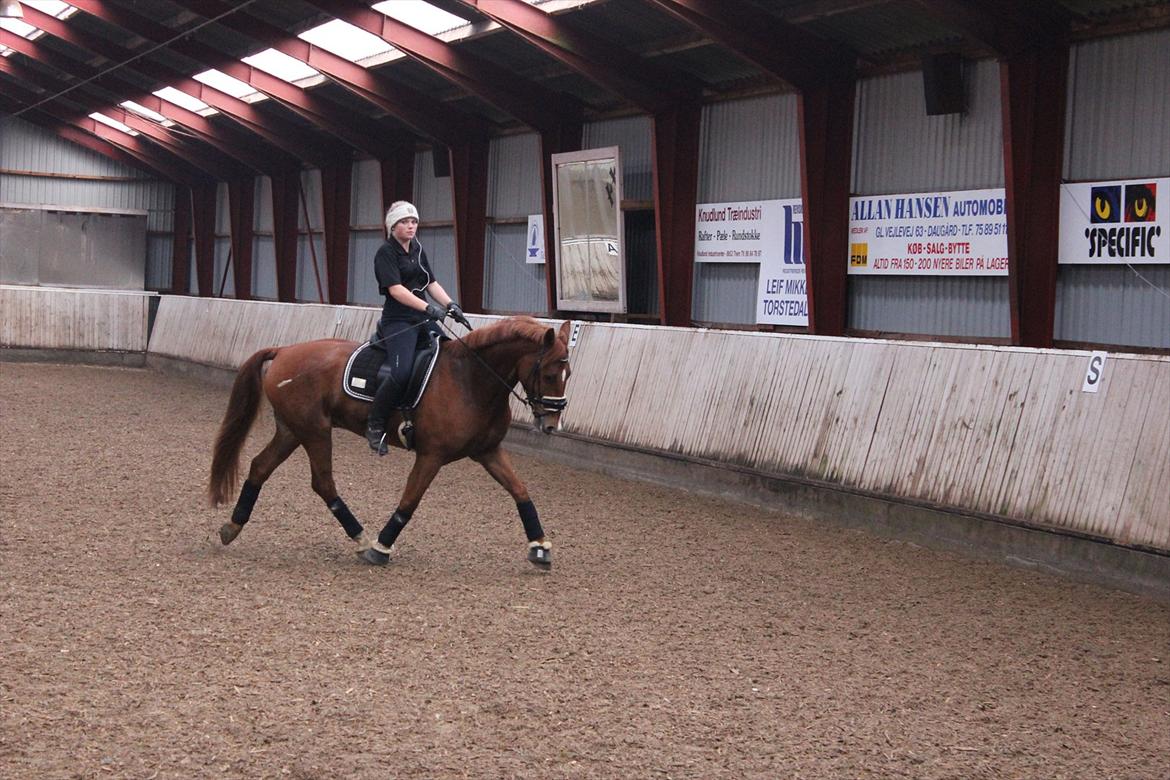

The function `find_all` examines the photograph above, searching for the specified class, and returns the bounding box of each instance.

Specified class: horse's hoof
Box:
[359,547,390,566]
[219,522,243,545]
[527,541,552,569]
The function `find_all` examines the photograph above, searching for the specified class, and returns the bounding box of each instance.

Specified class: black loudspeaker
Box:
[923,53,965,115]
[432,145,450,178]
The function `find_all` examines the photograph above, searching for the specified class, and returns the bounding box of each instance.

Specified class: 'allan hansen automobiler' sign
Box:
[847,188,1009,275]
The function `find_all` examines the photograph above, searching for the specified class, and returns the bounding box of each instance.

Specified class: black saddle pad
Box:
[342,342,386,402]
[342,332,443,406]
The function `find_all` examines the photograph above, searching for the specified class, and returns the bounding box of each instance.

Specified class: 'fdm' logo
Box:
[1085,182,1161,259]
[849,243,868,268]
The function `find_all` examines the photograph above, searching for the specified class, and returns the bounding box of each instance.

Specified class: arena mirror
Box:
[551,147,626,313]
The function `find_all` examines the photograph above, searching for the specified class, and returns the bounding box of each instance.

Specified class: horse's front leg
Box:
[473,447,551,570]
[360,454,442,566]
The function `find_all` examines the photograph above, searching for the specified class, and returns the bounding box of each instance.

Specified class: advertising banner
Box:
[694,198,807,326]
[847,188,1009,275]
[526,214,545,264]
[1059,178,1168,265]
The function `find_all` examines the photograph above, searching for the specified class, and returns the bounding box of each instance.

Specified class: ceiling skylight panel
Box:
[299,19,394,61]
[23,1,74,17]
[0,18,37,37]
[372,0,468,35]
[241,48,318,82]
[90,112,136,135]
[121,100,170,125]
[153,86,212,114]
[194,69,261,100]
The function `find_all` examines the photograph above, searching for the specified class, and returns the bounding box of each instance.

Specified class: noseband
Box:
[526,346,569,420]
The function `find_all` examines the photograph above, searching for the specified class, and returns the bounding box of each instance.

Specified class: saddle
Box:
[342,329,443,409]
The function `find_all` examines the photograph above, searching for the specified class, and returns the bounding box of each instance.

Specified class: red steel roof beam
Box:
[306,0,583,132]
[642,0,855,90]
[66,0,413,159]
[9,7,332,167]
[180,0,492,146]
[459,0,699,115]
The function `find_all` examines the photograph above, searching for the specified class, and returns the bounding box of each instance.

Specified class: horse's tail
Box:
[208,348,279,507]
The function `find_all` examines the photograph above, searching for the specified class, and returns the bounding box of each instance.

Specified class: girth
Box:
[342,330,443,409]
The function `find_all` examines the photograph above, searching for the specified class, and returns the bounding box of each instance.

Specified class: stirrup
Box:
[366,427,389,457]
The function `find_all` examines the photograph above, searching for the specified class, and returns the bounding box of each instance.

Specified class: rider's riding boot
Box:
[366,377,398,456]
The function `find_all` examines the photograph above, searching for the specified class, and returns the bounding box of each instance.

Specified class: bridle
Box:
[438,320,569,422]
[524,343,569,421]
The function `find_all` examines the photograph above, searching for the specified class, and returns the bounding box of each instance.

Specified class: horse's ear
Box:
[543,327,556,348]
[557,320,571,344]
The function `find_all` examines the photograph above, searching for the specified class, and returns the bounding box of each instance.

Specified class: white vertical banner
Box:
[526,214,545,264]
[694,199,807,326]
[754,200,807,326]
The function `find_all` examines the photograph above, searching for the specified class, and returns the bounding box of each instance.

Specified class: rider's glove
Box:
[424,302,445,321]
[446,302,471,329]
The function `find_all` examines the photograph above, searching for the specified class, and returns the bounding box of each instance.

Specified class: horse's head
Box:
[518,320,572,434]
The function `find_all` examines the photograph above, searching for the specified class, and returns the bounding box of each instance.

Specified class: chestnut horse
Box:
[208,316,572,567]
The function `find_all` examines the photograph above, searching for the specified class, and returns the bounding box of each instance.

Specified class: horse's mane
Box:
[456,316,551,353]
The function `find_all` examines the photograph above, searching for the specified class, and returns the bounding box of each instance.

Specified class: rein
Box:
[365,318,431,350]
[437,319,568,420]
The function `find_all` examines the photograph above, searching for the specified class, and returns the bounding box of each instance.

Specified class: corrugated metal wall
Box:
[253,175,276,300]
[693,94,803,324]
[698,94,802,202]
[349,158,385,307]
[414,148,453,222]
[297,169,325,302]
[1,117,174,291]
[409,148,459,305]
[1064,29,1170,180]
[583,116,653,200]
[1056,266,1170,347]
[850,59,1009,337]
[582,116,656,315]
[692,263,758,324]
[1059,28,1170,348]
[484,133,546,313]
[484,222,547,313]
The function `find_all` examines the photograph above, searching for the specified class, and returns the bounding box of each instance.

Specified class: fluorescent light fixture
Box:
[0,1,24,20]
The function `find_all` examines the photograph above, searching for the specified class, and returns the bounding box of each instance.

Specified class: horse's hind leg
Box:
[473,447,551,569]
[220,422,300,545]
[300,433,371,549]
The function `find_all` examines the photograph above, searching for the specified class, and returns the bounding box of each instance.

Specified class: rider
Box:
[365,200,465,455]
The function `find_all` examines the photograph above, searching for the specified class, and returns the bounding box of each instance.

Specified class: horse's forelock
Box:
[460,316,553,352]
